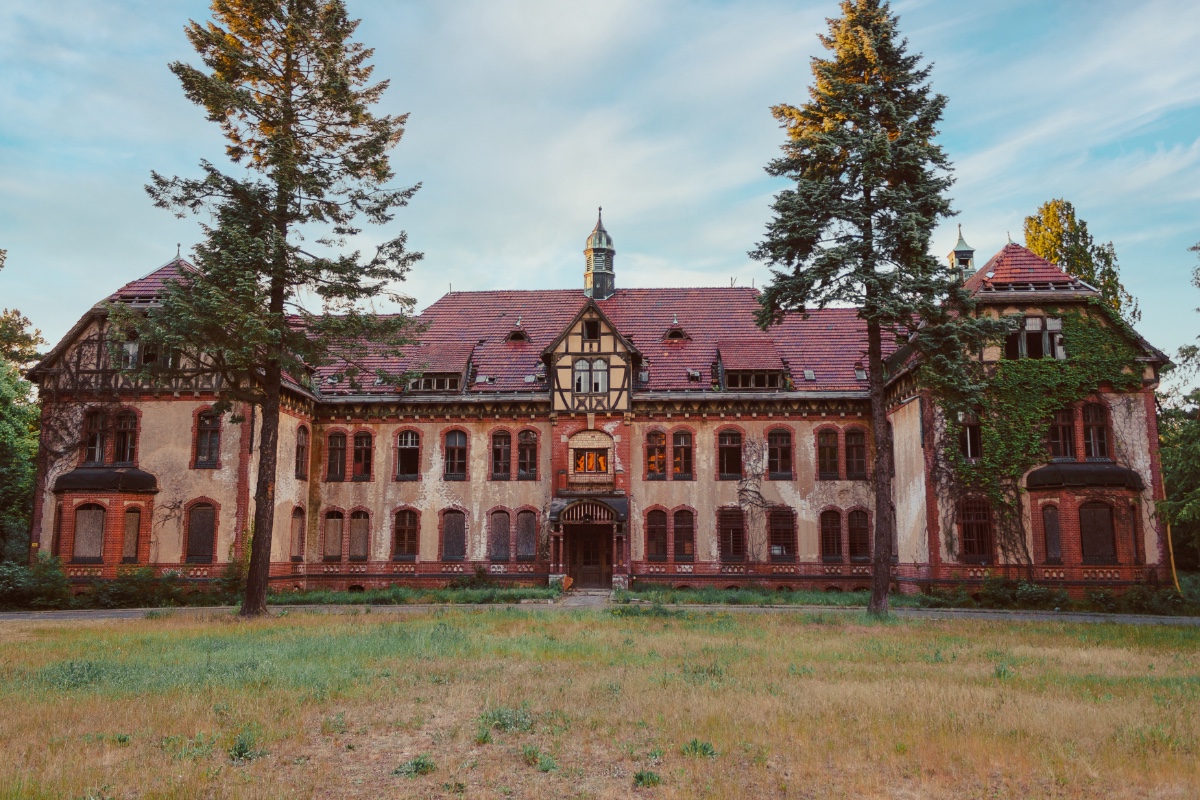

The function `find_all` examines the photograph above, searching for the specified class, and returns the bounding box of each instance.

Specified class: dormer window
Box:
[664,327,688,341]
[506,329,529,343]
[408,374,461,392]
[726,370,783,391]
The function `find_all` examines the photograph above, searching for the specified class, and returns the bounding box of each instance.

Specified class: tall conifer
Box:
[114,0,421,616]
[753,0,957,614]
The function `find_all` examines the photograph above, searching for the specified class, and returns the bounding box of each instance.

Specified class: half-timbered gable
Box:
[545,302,637,413]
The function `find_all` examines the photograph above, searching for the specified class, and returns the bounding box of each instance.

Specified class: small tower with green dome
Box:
[584,208,615,300]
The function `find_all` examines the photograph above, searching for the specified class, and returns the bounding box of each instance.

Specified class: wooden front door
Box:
[566,525,612,588]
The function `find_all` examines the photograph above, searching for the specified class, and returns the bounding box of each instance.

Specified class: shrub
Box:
[1117,585,1185,616]
[393,754,436,777]
[978,576,1019,609]
[227,725,267,763]
[1014,581,1067,610]
[633,770,662,788]
[917,586,974,609]
[681,738,717,758]
[449,566,497,590]
[0,555,70,609]
[1087,589,1118,613]
[89,568,183,609]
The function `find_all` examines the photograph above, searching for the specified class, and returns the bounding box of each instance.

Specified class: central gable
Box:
[545,301,638,412]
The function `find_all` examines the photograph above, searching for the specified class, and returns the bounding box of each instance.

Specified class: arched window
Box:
[646,510,668,562]
[444,431,467,480]
[290,507,305,562]
[352,433,373,480]
[491,432,511,480]
[1079,501,1116,564]
[1083,403,1109,459]
[349,511,370,561]
[394,510,419,561]
[516,510,538,561]
[817,430,839,480]
[1049,409,1075,460]
[718,508,745,562]
[295,427,309,479]
[122,507,140,563]
[442,510,466,561]
[959,498,993,564]
[672,432,693,480]
[1042,505,1061,565]
[186,503,216,564]
[573,359,590,393]
[72,503,106,563]
[769,507,796,562]
[673,510,695,562]
[591,359,608,393]
[326,433,346,481]
[845,430,867,480]
[646,432,667,479]
[489,510,511,562]
[718,430,742,480]
[396,431,420,480]
[323,511,344,561]
[820,510,842,563]
[848,510,870,562]
[767,430,792,480]
[84,411,108,464]
[517,431,538,480]
[195,413,221,468]
[114,412,138,464]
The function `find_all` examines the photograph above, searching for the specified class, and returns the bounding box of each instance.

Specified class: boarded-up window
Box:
[290,507,305,561]
[186,503,215,564]
[769,507,796,562]
[122,507,140,563]
[394,510,418,560]
[489,511,510,561]
[349,511,370,561]
[820,510,842,562]
[443,511,466,561]
[73,504,105,563]
[1079,502,1116,564]
[1042,506,1061,564]
[845,430,867,479]
[646,510,668,561]
[673,510,695,562]
[323,511,344,561]
[818,431,840,480]
[516,511,537,561]
[849,510,870,562]
[959,498,992,564]
[718,508,745,562]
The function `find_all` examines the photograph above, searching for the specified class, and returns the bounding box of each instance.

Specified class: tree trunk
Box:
[866,318,896,616]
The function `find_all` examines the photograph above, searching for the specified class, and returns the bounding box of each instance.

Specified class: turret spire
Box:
[584,207,616,299]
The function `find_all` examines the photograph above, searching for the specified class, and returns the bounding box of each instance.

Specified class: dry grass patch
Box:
[0,609,1196,799]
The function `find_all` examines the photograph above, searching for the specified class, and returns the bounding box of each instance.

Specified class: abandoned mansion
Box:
[27,216,1173,595]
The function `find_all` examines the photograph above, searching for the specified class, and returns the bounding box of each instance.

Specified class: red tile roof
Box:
[108,259,195,302]
[963,243,1085,294]
[717,338,786,371]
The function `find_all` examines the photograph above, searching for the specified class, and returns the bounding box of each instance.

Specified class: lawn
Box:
[0,608,1196,799]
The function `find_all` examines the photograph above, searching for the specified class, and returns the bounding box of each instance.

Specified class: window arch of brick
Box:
[847,507,871,563]
[1079,500,1117,565]
[766,427,793,481]
[295,425,310,480]
[819,508,843,563]
[717,506,746,562]
[514,507,539,561]
[394,428,422,481]
[644,507,669,562]
[351,430,374,481]
[958,497,993,565]
[191,406,222,470]
[670,426,696,481]
[644,428,668,481]
[516,429,539,481]
[392,507,420,561]
[72,502,107,564]
[843,427,869,480]
[490,428,514,481]
[672,507,696,562]
[348,507,371,561]
[183,498,220,564]
[290,505,306,562]
[715,426,745,481]
[815,425,841,481]
[443,429,469,481]
[768,506,797,563]
[321,507,346,562]
[440,508,468,561]
[488,506,512,561]
[324,427,349,482]
[1041,504,1062,565]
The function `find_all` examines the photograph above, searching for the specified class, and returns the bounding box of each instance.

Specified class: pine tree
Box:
[1024,199,1140,324]
[752,0,958,615]
[113,0,421,616]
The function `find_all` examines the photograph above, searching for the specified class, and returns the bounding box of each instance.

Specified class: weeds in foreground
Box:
[393,754,436,777]
[682,738,717,758]
[520,744,557,772]
[227,726,266,763]
[634,770,662,788]
[479,704,534,734]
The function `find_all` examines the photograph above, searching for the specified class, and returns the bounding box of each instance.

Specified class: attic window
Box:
[686,369,702,382]
[407,374,461,392]
[803,369,816,381]
[326,375,341,385]
[1003,317,1065,361]
[855,367,867,381]
[725,370,783,391]
[506,329,529,342]
[582,320,601,341]
[664,328,688,341]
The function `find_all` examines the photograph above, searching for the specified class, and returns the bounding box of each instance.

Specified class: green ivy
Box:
[925,302,1143,555]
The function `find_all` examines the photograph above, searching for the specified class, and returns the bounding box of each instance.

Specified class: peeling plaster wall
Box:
[890,398,928,564]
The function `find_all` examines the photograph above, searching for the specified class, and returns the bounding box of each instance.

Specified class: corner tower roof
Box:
[585,208,614,251]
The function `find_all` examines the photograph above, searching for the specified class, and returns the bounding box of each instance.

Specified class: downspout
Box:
[1166,522,1182,595]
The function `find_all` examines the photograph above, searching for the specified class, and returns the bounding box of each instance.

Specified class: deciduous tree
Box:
[114,0,421,616]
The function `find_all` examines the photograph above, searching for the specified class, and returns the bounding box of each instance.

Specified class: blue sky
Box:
[1,0,1197,366]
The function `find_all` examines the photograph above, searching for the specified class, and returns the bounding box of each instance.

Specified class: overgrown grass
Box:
[616,584,926,608]
[269,584,561,607]
[0,609,1197,798]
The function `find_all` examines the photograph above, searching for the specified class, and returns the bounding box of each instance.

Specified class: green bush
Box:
[979,576,1019,609]
[0,555,70,609]
[917,586,975,609]
[1014,581,1068,610]
[633,770,662,788]
[393,754,435,777]
[1086,589,1118,613]
[89,568,184,609]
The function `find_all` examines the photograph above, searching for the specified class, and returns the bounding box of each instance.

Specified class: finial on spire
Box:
[516,315,522,328]
[1007,231,1014,244]
[672,313,679,325]
[176,242,181,259]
